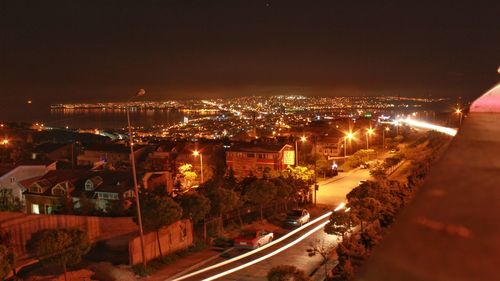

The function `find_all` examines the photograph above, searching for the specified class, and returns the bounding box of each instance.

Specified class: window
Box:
[97,192,119,200]
[31,204,40,214]
[10,177,15,183]
[123,190,134,199]
[246,153,255,158]
[30,185,42,193]
[85,180,94,191]
[52,185,66,196]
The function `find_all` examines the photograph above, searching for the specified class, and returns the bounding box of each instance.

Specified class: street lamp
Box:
[382,127,390,149]
[193,150,204,183]
[455,108,463,126]
[366,128,374,149]
[126,89,147,267]
[344,132,354,158]
[295,135,307,166]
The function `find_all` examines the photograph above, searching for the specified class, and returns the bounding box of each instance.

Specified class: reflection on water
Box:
[48,109,191,129]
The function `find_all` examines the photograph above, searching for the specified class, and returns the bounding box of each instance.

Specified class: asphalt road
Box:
[170,168,373,281]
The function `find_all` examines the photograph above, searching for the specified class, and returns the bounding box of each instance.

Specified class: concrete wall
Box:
[128,219,193,265]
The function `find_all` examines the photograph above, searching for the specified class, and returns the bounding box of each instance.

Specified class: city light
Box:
[300,135,307,142]
[1,139,8,145]
[192,150,200,156]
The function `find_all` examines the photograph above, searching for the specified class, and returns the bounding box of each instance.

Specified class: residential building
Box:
[0,160,56,201]
[226,143,295,178]
[23,170,133,215]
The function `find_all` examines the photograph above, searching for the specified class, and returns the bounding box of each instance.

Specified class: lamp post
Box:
[366,128,374,149]
[295,136,307,166]
[193,150,204,184]
[456,108,463,126]
[344,132,354,158]
[126,89,147,267]
[382,127,390,149]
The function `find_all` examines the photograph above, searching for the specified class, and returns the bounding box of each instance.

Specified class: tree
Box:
[27,228,90,281]
[348,198,382,232]
[315,158,329,178]
[205,187,239,233]
[271,178,292,211]
[246,180,277,222]
[0,245,13,280]
[283,166,314,182]
[179,191,211,223]
[179,163,197,188]
[134,193,182,257]
[307,239,335,279]
[332,236,368,280]
[324,209,358,240]
[0,189,22,212]
[267,265,310,281]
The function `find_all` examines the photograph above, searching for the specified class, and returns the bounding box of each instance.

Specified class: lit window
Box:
[31,204,40,214]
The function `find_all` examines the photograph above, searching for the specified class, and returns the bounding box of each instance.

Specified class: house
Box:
[23,170,134,215]
[146,142,177,171]
[23,169,90,214]
[142,171,175,194]
[315,135,344,158]
[32,142,77,163]
[0,160,56,201]
[75,171,134,211]
[77,143,150,169]
[226,143,295,178]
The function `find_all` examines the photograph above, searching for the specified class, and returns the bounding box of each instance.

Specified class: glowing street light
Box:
[455,108,463,126]
[193,150,204,183]
[344,132,354,158]
[382,127,390,149]
[366,128,374,149]
[1,139,8,145]
[295,135,307,166]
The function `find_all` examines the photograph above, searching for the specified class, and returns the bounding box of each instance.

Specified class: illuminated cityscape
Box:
[0,1,498,281]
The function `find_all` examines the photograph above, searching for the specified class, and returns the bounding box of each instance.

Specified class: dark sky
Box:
[1,0,499,108]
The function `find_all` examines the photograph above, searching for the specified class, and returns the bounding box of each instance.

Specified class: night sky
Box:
[1,0,499,112]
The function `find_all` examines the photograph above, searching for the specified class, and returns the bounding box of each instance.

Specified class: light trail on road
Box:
[171,204,345,281]
[204,221,331,281]
[399,117,457,136]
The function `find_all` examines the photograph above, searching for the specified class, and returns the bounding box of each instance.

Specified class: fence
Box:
[0,211,138,260]
[128,219,193,265]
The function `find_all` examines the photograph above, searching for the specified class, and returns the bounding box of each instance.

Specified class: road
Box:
[169,168,373,281]
[316,168,371,206]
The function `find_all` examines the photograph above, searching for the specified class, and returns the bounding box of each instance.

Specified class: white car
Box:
[234,230,274,249]
[285,209,311,227]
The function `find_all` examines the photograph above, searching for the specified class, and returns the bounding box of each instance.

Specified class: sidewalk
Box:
[141,247,226,281]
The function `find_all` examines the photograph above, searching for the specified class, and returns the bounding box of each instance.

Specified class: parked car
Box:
[285,209,311,227]
[234,229,274,249]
